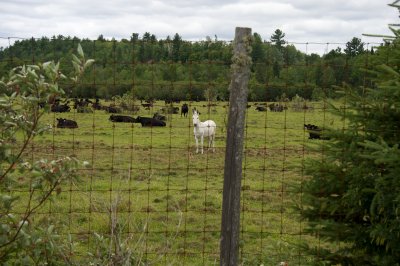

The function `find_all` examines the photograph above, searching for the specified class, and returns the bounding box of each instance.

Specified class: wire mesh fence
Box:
[0,34,384,265]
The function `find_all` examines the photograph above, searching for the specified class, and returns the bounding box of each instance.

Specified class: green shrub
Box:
[0,44,93,264]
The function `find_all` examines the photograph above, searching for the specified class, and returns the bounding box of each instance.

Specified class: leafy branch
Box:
[0,44,93,264]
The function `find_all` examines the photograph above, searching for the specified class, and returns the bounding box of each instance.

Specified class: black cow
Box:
[135,116,166,127]
[73,98,92,109]
[304,124,330,140]
[56,118,78,128]
[269,103,284,112]
[153,112,166,121]
[103,105,120,113]
[109,115,136,123]
[141,103,153,110]
[255,106,267,111]
[181,103,189,117]
[165,98,181,104]
[51,103,70,113]
[160,106,179,114]
[92,98,102,110]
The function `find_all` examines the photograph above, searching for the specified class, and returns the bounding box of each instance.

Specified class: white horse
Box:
[192,109,216,154]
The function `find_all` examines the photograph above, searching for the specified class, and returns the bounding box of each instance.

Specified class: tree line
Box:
[0,30,381,102]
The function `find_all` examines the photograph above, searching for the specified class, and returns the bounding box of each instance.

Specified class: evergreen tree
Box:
[142,32,152,42]
[97,34,106,42]
[252,33,268,83]
[272,60,280,78]
[270,29,286,50]
[299,6,400,264]
[130,33,139,42]
[172,33,182,62]
[251,32,266,62]
[344,37,365,57]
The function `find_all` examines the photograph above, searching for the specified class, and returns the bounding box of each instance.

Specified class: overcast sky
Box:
[1,0,399,54]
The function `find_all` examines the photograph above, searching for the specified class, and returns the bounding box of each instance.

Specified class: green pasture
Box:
[19,100,340,265]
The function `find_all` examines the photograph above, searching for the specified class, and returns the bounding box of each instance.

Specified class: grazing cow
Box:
[39,95,60,109]
[160,106,179,114]
[181,103,189,117]
[109,114,136,123]
[56,118,78,128]
[92,98,103,110]
[143,99,155,104]
[51,103,70,113]
[72,98,79,109]
[304,124,330,140]
[103,105,120,113]
[255,106,267,111]
[141,103,153,110]
[269,103,284,112]
[73,98,92,109]
[165,98,181,104]
[135,116,166,127]
[153,112,166,121]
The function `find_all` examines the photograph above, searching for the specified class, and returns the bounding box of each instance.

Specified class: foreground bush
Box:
[0,44,93,264]
[300,28,400,266]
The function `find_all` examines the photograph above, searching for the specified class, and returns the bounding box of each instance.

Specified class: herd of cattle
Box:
[56,114,168,129]
[54,99,189,129]
[52,98,326,140]
[254,103,286,112]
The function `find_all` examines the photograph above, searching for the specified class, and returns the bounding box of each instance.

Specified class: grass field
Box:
[18,100,339,265]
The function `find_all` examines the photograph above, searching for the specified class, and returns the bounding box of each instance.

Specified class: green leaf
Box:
[72,61,80,74]
[84,59,95,69]
[42,61,52,69]
[71,54,80,64]
[77,43,84,58]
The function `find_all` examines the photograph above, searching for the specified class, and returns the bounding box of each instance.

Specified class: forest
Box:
[0,30,382,102]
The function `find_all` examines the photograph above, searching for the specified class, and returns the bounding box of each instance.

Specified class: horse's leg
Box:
[195,136,199,154]
[208,134,214,152]
[201,135,204,154]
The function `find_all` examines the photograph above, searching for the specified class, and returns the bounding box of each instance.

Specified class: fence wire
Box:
[0,36,382,265]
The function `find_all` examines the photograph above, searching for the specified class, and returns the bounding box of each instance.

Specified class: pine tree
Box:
[172,33,182,62]
[344,37,365,57]
[270,29,286,50]
[251,32,266,62]
[299,4,400,264]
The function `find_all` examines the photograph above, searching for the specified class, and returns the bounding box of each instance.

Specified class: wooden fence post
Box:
[220,27,252,266]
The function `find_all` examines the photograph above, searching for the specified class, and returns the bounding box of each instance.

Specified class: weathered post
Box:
[220,27,252,266]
